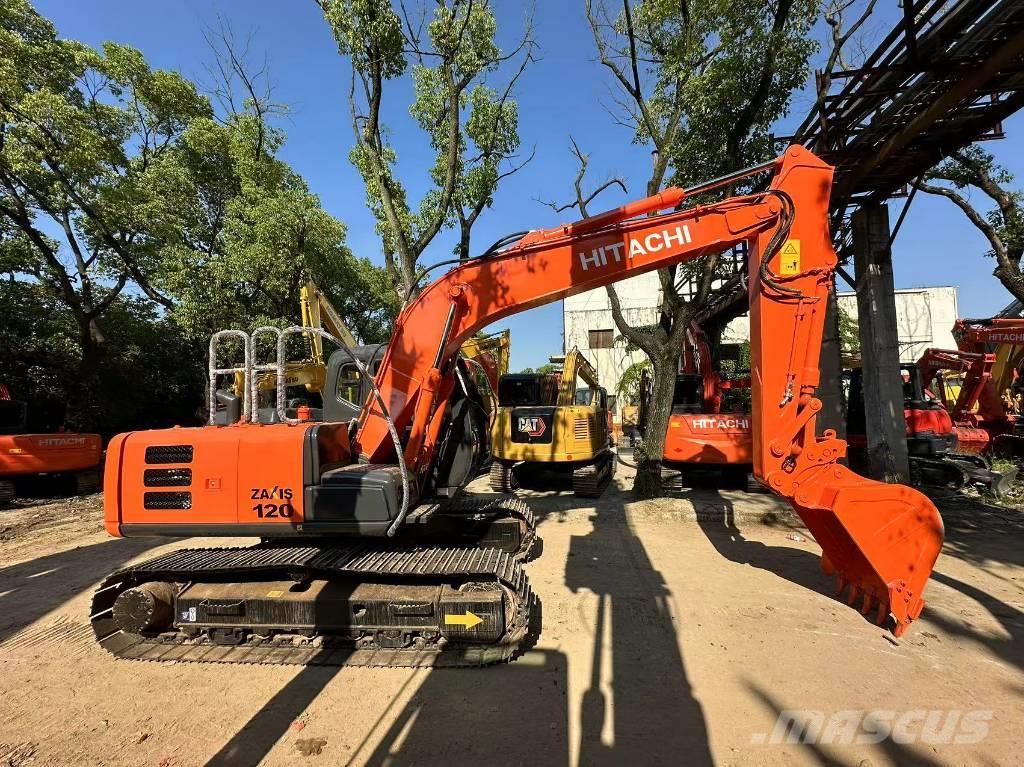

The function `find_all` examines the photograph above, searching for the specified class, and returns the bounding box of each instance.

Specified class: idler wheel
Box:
[113,581,176,633]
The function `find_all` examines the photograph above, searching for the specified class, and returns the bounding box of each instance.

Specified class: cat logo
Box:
[517,417,547,438]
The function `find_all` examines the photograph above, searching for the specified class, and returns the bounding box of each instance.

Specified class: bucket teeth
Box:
[846,584,860,606]
[860,593,874,615]
[875,601,888,628]
[834,575,847,596]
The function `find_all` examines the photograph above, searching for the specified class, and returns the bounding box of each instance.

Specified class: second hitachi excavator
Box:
[92,146,944,669]
[930,316,1024,457]
[662,322,753,486]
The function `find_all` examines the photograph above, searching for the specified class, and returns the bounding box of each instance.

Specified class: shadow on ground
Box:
[745,681,946,767]
[202,465,1024,764]
[0,537,163,643]
[204,481,714,766]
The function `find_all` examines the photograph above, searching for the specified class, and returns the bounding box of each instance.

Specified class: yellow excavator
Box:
[489,347,613,496]
[231,281,360,406]
[460,329,510,391]
[229,281,506,427]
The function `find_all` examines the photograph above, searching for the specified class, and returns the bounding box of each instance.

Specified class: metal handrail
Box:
[277,325,411,536]
[250,326,284,423]
[208,330,252,425]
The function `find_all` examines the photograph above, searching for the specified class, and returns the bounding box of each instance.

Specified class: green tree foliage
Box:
[0,278,205,435]
[917,146,1024,304]
[583,0,821,496]
[154,110,397,342]
[616,358,652,406]
[0,1,396,431]
[837,303,859,355]
[518,363,559,375]
[317,0,535,300]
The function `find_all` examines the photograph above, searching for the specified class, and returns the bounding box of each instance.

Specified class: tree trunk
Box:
[67,317,105,432]
[634,353,677,498]
[994,264,1024,304]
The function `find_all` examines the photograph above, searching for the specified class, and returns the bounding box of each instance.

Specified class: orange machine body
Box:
[104,423,350,537]
[104,146,943,636]
[665,413,753,464]
[0,432,102,477]
[665,322,753,465]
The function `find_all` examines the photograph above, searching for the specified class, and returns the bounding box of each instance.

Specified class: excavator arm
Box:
[300,280,359,367]
[917,348,995,419]
[556,348,600,406]
[356,145,942,636]
[952,317,1024,420]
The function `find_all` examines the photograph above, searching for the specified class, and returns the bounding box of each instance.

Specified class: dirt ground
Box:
[1,458,1022,767]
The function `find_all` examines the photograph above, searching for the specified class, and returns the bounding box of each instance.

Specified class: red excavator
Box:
[661,322,753,486]
[919,317,1024,457]
[92,147,943,668]
[0,384,102,505]
[845,363,1015,494]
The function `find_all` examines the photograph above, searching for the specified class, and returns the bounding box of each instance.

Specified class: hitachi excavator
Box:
[1,384,102,505]
[489,347,614,497]
[93,147,944,668]
[662,322,753,486]
[934,316,1024,457]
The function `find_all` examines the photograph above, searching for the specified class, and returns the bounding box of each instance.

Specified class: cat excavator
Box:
[93,146,944,668]
[489,347,614,497]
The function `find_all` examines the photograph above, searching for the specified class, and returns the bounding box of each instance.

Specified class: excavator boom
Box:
[353,146,941,635]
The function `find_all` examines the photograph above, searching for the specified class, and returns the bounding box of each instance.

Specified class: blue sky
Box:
[34,0,1024,371]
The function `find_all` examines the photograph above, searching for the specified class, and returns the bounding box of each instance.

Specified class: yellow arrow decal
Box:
[444,611,483,629]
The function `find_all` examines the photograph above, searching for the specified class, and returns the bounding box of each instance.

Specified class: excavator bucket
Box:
[789,464,944,636]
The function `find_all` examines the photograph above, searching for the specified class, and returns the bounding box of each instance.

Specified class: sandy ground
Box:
[1,458,1022,767]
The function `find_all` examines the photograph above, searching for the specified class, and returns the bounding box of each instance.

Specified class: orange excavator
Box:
[662,322,753,486]
[919,317,1024,457]
[92,147,943,668]
[1,384,102,505]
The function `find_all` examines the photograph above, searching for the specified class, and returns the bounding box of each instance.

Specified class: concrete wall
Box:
[837,286,958,362]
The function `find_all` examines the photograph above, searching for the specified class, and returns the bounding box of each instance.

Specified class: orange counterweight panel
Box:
[0,432,101,476]
[105,423,332,537]
[664,414,753,464]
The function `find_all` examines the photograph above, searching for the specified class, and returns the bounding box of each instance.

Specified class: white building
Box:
[563,281,959,415]
[563,273,662,414]
[838,286,959,362]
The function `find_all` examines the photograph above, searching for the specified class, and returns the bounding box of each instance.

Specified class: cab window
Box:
[336,363,362,406]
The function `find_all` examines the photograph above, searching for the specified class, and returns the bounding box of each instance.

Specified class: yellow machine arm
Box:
[300,280,359,366]
[556,348,600,406]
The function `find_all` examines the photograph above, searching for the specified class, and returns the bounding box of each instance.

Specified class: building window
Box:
[589,329,614,349]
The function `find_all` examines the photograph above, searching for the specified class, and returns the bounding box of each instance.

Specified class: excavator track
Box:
[90,543,535,668]
[572,449,615,498]
[436,496,537,560]
[488,461,517,493]
[910,456,968,490]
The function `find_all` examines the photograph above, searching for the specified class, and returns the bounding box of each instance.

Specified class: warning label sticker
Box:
[779,239,800,275]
